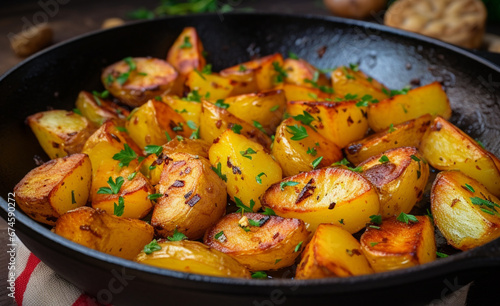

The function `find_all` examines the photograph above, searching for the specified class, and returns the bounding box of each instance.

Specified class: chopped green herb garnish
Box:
[369,214,382,225]
[275,258,282,264]
[280,181,299,191]
[476,139,485,149]
[308,92,318,100]
[123,57,136,71]
[286,124,308,140]
[379,155,390,164]
[97,176,124,195]
[165,132,172,141]
[144,145,163,156]
[127,172,137,181]
[349,63,359,72]
[215,99,230,109]
[182,90,202,102]
[214,231,225,241]
[113,144,138,167]
[436,252,448,258]
[251,271,267,279]
[332,158,350,166]
[116,126,128,133]
[149,165,156,170]
[339,219,345,225]
[116,72,130,85]
[143,239,162,254]
[311,156,323,169]
[114,196,125,216]
[179,36,192,49]
[288,51,299,59]
[383,86,411,97]
[238,65,247,72]
[306,147,317,156]
[211,162,227,182]
[470,197,500,214]
[397,212,418,224]
[172,122,184,132]
[292,111,316,129]
[231,124,243,134]
[155,96,163,101]
[248,216,269,227]
[388,123,396,133]
[71,190,76,204]
[240,148,257,160]
[294,241,303,252]
[262,207,276,216]
[400,104,408,114]
[190,127,200,139]
[270,105,280,112]
[368,225,381,230]
[370,242,380,247]
[464,184,475,193]
[186,120,197,130]
[348,166,363,173]
[253,120,266,134]
[272,61,288,83]
[148,193,163,201]
[202,64,212,74]
[167,228,187,241]
[235,197,255,213]
[72,108,82,115]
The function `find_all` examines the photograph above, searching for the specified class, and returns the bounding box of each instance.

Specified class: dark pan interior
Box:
[1,13,500,305]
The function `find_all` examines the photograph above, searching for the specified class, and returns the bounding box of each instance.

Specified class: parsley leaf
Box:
[311,156,323,169]
[186,120,197,130]
[97,176,124,195]
[144,145,163,156]
[114,196,125,216]
[286,124,308,140]
[256,172,266,184]
[148,193,163,201]
[143,239,162,254]
[382,86,411,97]
[280,181,299,191]
[379,155,390,164]
[113,144,138,167]
[369,214,382,225]
[251,271,268,279]
[127,172,137,181]
[231,124,242,134]
[306,147,317,156]
[332,158,350,166]
[179,36,192,49]
[190,127,200,139]
[272,61,288,83]
[292,111,316,129]
[253,120,266,134]
[201,64,212,74]
[167,228,187,241]
[370,242,380,247]
[388,123,396,133]
[396,212,418,224]
[294,241,303,252]
[288,51,299,59]
[182,90,202,102]
[123,57,136,71]
[270,105,280,112]
[436,252,448,258]
[71,190,76,204]
[235,197,255,213]
[476,139,485,149]
[464,184,475,193]
[238,65,247,72]
[215,99,230,109]
[214,231,226,242]
[240,148,257,160]
[211,162,227,182]
[262,207,276,216]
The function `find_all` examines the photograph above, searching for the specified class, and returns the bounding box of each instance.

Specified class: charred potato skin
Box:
[261,167,380,233]
[272,118,343,177]
[359,147,430,218]
[295,224,373,279]
[102,57,180,107]
[421,116,500,197]
[54,206,154,260]
[151,152,227,240]
[345,114,433,165]
[431,171,500,251]
[135,240,251,278]
[27,109,95,159]
[204,213,309,271]
[14,153,91,226]
[166,27,206,76]
[360,216,436,273]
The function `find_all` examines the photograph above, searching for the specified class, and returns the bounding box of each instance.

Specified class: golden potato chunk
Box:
[55,206,153,260]
[160,95,202,126]
[295,224,373,279]
[204,213,309,271]
[272,118,343,177]
[126,100,193,149]
[222,89,286,135]
[166,27,206,76]
[27,109,95,159]
[282,84,332,102]
[185,70,234,101]
[14,153,91,226]
[75,90,129,126]
[368,82,452,132]
[360,216,436,272]
[152,152,227,240]
[283,58,329,89]
[345,114,433,165]
[359,147,429,218]
[287,100,369,149]
[421,116,500,197]
[209,129,282,211]
[199,100,273,149]
[135,240,250,278]
[219,63,259,96]
[261,167,380,233]
[431,171,500,250]
[102,57,180,107]
[332,65,389,102]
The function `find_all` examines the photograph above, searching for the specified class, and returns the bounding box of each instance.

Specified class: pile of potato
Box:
[14,27,500,279]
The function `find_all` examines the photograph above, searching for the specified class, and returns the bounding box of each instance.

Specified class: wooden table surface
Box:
[0,1,498,305]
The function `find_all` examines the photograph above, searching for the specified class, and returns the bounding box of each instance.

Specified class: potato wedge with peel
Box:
[332,66,389,102]
[345,114,433,165]
[185,71,234,100]
[368,82,452,132]
[261,167,380,233]
[287,100,369,149]
[204,213,309,271]
[221,89,286,135]
[102,57,180,107]
[282,84,332,102]
[219,63,259,96]
[75,90,129,126]
[126,100,193,149]
[135,240,250,278]
[420,116,500,197]
[14,153,91,226]
[139,138,210,185]
[360,216,436,272]
[199,100,272,149]
[431,171,500,251]
[55,206,153,260]
[27,109,95,159]
[209,129,282,211]
[166,27,206,76]
[160,95,202,126]
[272,118,343,177]
[152,152,227,240]
[359,147,429,218]
[295,224,373,279]
[283,58,329,89]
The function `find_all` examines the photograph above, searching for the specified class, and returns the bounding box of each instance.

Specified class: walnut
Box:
[385,0,487,49]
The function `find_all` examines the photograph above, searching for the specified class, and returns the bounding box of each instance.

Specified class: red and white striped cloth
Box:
[13,236,100,306]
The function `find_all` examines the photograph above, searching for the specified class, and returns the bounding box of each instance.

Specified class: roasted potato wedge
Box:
[261,167,380,233]
[359,147,429,218]
[332,65,389,102]
[345,114,433,165]
[295,224,373,279]
[283,58,329,88]
[27,109,95,159]
[431,171,500,250]
[166,27,206,76]
[135,240,251,278]
[204,213,309,271]
[160,95,202,126]
[126,100,192,149]
[102,57,180,107]
[282,84,332,102]
[152,152,227,240]
[287,100,369,148]
[14,153,91,226]
[219,64,259,96]
[360,216,436,272]
[75,90,129,126]
[222,89,286,135]
[199,100,273,149]
[368,82,452,132]
[55,206,153,260]
[209,129,282,211]
[185,70,234,100]
[272,118,343,177]
[421,116,500,197]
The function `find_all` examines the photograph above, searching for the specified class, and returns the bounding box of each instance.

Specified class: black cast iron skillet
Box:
[1,13,500,306]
